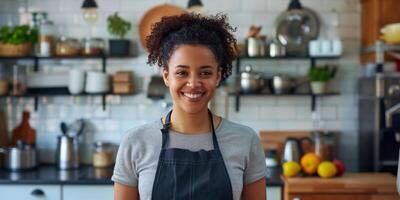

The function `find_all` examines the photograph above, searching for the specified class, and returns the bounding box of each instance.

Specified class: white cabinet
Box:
[0,184,61,200]
[267,186,282,200]
[62,185,113,200]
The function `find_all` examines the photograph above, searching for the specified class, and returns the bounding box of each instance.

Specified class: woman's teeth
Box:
[183,92,203,99]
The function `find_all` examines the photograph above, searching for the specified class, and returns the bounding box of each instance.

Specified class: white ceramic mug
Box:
[85,71,110,93]
[68,69,85,94]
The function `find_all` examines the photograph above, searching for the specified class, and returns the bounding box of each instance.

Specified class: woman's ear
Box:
[162,68,169,87]
[216,69,222,86]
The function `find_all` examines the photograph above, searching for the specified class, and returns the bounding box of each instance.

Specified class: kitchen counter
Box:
[266,166,284,186]
[283,173,398,200]
[0,165,113,185]
[0,165,284,187]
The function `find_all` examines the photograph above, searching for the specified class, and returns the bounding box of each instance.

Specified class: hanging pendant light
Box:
[287,0,303,11]
[81,0,98,24]
[187,0,203,14]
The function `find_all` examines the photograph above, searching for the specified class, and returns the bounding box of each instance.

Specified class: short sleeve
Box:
[244,133,266,185]
[112,132,138,187]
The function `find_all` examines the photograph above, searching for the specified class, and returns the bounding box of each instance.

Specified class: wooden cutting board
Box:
[283,173,397,194]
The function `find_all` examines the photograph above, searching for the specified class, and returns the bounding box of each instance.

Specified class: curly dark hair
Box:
[146,13,237,81]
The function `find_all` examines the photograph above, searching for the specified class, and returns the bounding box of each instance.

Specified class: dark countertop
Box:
[266,167,284,186]
[0,165,113,185]
[0,165,284,187]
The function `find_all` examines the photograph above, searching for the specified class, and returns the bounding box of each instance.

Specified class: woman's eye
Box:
[200,71,213,77]
[175,71,188,76]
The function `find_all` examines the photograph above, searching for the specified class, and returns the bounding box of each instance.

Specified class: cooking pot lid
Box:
[273,7,320,56]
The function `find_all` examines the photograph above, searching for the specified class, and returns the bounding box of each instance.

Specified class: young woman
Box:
[112,14,266,200]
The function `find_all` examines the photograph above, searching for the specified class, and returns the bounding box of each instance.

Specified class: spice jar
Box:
[55,37,81,56]
[82,38,105,56]
[312,131,336,161]
[92,141,114,168]
[37,20,56,57]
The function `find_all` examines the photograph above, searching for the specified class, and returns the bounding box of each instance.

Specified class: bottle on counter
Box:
[11,111,36,146]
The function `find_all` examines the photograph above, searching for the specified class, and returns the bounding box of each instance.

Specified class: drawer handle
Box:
[31,189,45,196]
[293,198,301,200]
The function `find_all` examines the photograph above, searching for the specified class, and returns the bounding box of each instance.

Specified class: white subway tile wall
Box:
[0,0,361,170]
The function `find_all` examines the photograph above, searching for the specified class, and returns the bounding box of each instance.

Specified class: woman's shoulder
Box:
[122,120,163,143]
[218,118,258,138]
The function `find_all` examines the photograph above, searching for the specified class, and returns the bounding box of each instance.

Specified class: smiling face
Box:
[163,44,221,115]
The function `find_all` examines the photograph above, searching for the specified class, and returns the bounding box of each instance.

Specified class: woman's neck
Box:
[167,108,217,134]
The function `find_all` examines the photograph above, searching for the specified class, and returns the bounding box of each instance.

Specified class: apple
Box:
[333,159,346,176]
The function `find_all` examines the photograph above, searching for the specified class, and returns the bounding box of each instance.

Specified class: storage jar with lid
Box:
[82,38,105,56]
[312,131,336,161]
[55,37,82,56]
[37,20,56,57]
[92,141,114,168]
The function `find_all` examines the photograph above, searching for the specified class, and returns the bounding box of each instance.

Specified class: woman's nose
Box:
[186,75,201,87]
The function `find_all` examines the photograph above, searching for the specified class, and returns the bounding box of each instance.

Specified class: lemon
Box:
[317,161,337,178]
[300,153,320,175]
[283,161,301,177]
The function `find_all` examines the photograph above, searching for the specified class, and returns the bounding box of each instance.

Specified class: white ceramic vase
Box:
[310,82,328,94]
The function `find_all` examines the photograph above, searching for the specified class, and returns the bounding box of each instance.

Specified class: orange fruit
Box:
[300,153,320,175]
[317,161,337,178]
[283,161,301,177]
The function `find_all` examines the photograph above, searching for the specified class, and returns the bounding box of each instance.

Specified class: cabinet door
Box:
[0,184,60,200]
[267,186,282,200]
[62,185,113,200]
[288,194,399,200]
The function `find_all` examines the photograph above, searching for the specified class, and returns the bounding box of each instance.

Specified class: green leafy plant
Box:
[0,25,38,45]
[107,12,131,39]
[308,65,337,82]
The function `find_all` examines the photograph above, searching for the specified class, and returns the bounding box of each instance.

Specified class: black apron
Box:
[151,110,233,200]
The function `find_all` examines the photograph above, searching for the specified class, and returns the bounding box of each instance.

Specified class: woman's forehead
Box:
[168,44,219,68]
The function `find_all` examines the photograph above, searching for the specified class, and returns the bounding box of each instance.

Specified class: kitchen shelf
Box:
[0,55,137,111]
[233,56,341,112]
[229,92,339,112]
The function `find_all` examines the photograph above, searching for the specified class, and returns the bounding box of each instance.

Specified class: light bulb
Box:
[82,8,98,25]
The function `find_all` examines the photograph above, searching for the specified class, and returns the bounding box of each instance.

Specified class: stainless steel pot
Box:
[0,140,37,171]
[271,75,296,94]
[240,65,261,93]
[269,39,286,57]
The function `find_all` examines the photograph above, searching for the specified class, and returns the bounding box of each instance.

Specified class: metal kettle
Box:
[56,122,80,170]
[282,137,302,163]
[282,137,312,163]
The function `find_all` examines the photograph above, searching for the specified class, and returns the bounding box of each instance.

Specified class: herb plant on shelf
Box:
[107,12,132,56]
[308,65,337,94]
[0,25,38,56]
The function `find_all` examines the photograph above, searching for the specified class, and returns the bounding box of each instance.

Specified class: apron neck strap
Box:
[161,109,219,149]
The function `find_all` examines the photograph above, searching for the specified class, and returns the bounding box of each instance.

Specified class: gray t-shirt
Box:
[112,118,266,200]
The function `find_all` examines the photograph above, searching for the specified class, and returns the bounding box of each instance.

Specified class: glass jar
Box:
[37,20,56,57]
[12,65,27,96]
[82,38,105,56]
[0,64,9,95]
[55,37,81,56]
[312,131,336,161]
[92,141,114,168]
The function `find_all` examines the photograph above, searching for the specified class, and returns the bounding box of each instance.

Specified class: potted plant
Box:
[107,12,131,56]
[0,25,38,56]
[308,65,337,94]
